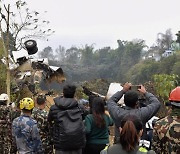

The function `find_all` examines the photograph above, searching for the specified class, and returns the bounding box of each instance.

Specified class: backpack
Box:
[55,106,86,150]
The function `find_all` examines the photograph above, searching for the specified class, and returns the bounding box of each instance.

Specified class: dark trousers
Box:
[84,144,106,154]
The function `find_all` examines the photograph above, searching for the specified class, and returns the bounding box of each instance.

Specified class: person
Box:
[100,115,156,154]
[152,86,180,154]
[0,93,14,154]
[48,84,86,154]
[32,94,53,154]
[12,97,43,154]
[107,82,161,144]
[84,97,114,154]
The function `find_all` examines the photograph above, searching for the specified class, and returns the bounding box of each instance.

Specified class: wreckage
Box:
[1,40,66,96]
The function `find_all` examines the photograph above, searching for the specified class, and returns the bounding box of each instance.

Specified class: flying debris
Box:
[1,40,66,95]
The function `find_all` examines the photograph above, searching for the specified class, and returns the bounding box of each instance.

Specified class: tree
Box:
[116,39,145,82]
[65,46,80,64]
[95,47,110,64]
[176,31,180,44]
[0,0,54,98]
[153,74,179,103]
[0,40,6,93]
[156,29,173,54]
[80,44,94,66]
[54,45,66,62]
[38,46,55,60]
[0,0,54,50]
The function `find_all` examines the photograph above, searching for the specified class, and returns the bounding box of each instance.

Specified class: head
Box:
[92,97,105,114]
[63,84,76,98]
[91,97,105,128]
[169,86,180,108]
[20,97,34,114]
[0,93,9,105]
[36,95,46,106]
[124,91,139,108]
[119,115,143,152]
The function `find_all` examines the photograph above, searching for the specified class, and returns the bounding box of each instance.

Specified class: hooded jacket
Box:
[107,90,161,143]
[48,96,86,150]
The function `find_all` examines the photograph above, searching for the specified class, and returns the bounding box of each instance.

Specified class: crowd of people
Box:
[0,82,179,154]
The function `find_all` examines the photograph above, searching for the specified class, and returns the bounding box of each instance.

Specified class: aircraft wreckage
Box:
[1,40,66,96]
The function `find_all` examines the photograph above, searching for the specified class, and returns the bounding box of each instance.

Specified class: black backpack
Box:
[55,106,86,150]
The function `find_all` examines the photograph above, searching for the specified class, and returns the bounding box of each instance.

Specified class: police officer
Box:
[153,86,180,154]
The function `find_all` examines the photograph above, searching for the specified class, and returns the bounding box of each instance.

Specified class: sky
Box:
[11,0,180,50]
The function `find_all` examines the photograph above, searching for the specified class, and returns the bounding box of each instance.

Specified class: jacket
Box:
[12,115,43,154]
[152,108,180,154]
[48,96,86,150]
[85,114,114,144]
[107,90,161,142]
[100,144,156,154]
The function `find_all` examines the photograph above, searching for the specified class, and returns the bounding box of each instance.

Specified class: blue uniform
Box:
[12,115,43,154]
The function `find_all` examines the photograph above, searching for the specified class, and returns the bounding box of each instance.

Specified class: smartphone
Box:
[130,85,141,91]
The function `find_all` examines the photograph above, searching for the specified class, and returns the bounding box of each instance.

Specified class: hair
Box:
[63,84,76,98]
[22,109,33,114]
[124,91,138,108]
[0,101,7,105]
[120,115,143,152]
[91,97,105,128]
[36,95,46,105]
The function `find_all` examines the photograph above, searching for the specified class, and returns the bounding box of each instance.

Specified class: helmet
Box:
[169,86,180,107]
[20,98,34,110]
[0,93,9,101]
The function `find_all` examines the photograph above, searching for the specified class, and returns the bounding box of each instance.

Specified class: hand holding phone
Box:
[138,85,146,94]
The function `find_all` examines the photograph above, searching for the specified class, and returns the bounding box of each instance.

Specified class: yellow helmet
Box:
[20,97,34,110]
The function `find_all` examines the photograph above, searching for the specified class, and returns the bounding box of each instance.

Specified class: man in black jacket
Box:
[107,82,161,144]
[48,84,86,154]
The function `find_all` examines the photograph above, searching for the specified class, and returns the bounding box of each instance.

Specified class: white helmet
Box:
[0,93,9,101]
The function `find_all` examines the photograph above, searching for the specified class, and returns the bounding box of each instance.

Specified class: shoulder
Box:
[154,115,180,139]
[85,114,93,122]
[33,108,48,117]
[49,104,57,111]
[154,116,169,129]
[154,116,179,130]
[24,116,37,127]
[85,114,93,120]
[108,144,125,154]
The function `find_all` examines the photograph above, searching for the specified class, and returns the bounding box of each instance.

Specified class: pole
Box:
[5,4,11,103]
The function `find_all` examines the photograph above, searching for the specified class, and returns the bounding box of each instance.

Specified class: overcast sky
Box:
[22,0,180,50]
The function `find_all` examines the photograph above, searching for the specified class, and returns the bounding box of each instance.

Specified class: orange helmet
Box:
[169,86,180,107]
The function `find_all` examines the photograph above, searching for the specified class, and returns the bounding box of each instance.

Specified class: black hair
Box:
[124,91,138,108]
[22,109,33,114]
[0,101,7,105]
[120,115,143,152]
[63,84,76,98]
[36,95,46,105]
[91,97,105,128]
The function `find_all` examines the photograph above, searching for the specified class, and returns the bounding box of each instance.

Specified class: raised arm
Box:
[138,85,161,123]
[107,82,131,120]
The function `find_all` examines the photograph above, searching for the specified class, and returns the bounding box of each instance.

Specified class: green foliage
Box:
[38,46,54,60]
[126,60,160,84]
[175,31,180,44]
[153,74,179,103]
[156,29,173,54]
[80,44,94,66]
